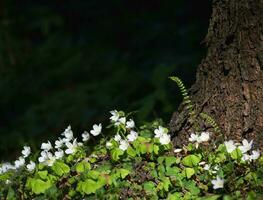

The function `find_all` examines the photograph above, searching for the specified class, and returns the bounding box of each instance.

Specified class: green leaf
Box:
[215,153,226,163]
[38,170,48,180]
[230,148,242,160]
[6,187,15,200]
[246,191,257,200]
[165,166,180,176]
[157,156,165,164]
[223,195,233,200]
[182,155,201,167]
[165,156,177,167]
[143,181,156,194]
[153,145,159,154]
[26,178,52,194]
[184,180,200,195]
[51,161,70,176]
[167,192,182,200]
[78,179,98,194]
[118,168,130,179]
[76,161,91,173]
[157,177,171,192]
[183,168,195,179]
[157,165,166,177]
[138,143,147,154]
[87,170,100,180]
[127,146,136,157]
[111,148,124,161]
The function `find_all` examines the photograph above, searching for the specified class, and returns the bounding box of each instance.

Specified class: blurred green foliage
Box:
[0,0,210,159]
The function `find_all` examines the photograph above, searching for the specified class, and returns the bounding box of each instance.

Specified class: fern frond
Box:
[169,76,195,117]
[200,112,221,133]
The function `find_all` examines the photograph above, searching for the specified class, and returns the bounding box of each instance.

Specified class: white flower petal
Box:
[90,124,102,136]
[224,140,236,153]
[119,140,129,151]
[41,141,52,151]
[114,134,121,142]
[159,133,171,145]
[126,119,135,129]
[21,146,31,158]
[211,176,224,189]
[127,130,138,142]
[199,132,210,142]
[26,161,36,172]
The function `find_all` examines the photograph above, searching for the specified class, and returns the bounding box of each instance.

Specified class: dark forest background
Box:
[0,0,211,160]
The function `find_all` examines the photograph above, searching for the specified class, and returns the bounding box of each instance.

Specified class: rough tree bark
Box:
[170,0,263,150]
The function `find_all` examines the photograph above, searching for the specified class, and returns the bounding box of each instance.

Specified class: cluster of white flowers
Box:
[1,108,262,195]
[109,110,138,151]
[154,126,171,145]
[0,125,86,174]
[224,139,260,162]
[0,146,32,174]
[198,160,224,189]
[82,123,102,142]
[110,110,126,127]
[38,125,87,166]
[189,132,210,148]
[197,138,260,190]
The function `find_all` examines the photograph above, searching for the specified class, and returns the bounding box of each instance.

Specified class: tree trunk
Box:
[169,0,263,150]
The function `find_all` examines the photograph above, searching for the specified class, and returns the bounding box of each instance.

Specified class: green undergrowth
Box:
[0,77,263,199]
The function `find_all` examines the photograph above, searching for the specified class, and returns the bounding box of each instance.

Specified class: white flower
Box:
[119,117,126,124]
[65,139,79,154]
[14,157,25,169]
[41,141,52,151]
[204,164,210,171]
[21,146,31,158]
[26,161,36,172]
[199,132,210,142]
[224,140,236,153]
[159,134,171,145]
[199,161,206,166]
[211,176,224,189]
[174,148,182,153]
[38,151,49,163]
[114,117,127,126]
[55,138,64,149]
[38,151,56,166]
[126,119,135,129]
[119,140,129,151]
[127,130,138,142]
[212,165,219,174]
[251,150,260,160]
[189,133,199,142]
[55,149,64,159]
[45,154,56,167]
[239,139,253,153]
[110,110,119,122]
[189,132,210,146]
[82,131,90,142]
[242,150,260,162]
[90,124,102,136]
[154,126,167,138]
[106,142,113,148]
[241,153,251,162]
[0,163,15,173]
[114,134,121,142]
[62,125,74,142]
